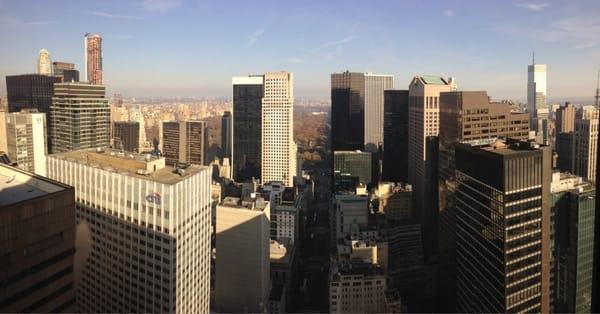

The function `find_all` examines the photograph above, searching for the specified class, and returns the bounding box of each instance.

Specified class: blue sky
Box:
[1,0,599,101]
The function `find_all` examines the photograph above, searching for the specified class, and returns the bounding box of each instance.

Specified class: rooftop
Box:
[49,148,207,185]
[420,75,448,85]
[0,163,71,208]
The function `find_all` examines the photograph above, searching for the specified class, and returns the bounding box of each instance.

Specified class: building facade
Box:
[556,102,576,134]
[160,120,207,166]
[221,110,232,160]
[333,150,372,188]
[47,148,212,313]
[383,89,409,183]
[5,110,47,175]
[574,108,598,183]
[331,71,366,151]
[527,63,547,119]
[0,163,76,313]
[6,74,61,116]
[84,33,103,85]
[113,121,140,152]
[232,75,263,182]
[551,173,595,313]
[52,62,79,83]
[215,198,271,312]
[407,75,454,260]
[37,49,52,75]
[364,73,394,152]
[329,262,387,313]
[455,139,551,313]
[50,83,110,153]
[261,71,296,187]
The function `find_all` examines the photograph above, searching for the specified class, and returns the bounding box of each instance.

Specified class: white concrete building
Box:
[46,148,212,313]
[261,71,297,186]
[4,111,47,175]
[329,262,387,313]
[274,203,298,245]
[215,197,271,313]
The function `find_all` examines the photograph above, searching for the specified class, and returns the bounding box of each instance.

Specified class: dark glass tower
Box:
[455,139,551,313]
[383,90,409,183]
[6,74,61,151]
[232,76,263,182]
[331,71,365,151]
[221,111,232,160]
[551,177,595,313]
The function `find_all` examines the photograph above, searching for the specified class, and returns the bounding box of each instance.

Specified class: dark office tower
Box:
[551,174,595,313]
[50,83,110,153]
[113,121,140,152]
[455,139,551,313]
[232,75,263,182]
[6,74,61,114]
[221,111,232,159]
[437,91,531,311]
[160,120,207,166]
[331,71,365,151]
[383,90,409,182]
[0,163,76,313]
[52,62,79,83]
[556,132,575,172]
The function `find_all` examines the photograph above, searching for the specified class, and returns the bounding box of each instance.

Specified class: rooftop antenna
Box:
[532,51,535,64]
[596,70,600,109]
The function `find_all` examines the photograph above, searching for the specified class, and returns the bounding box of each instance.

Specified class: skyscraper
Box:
[232,75,263,182]
[364,73,394,152]
[6,74,61,114]
[333,150,372,191]
[160,120,207,166]
[50,82,110,153]
[383,89,409,183]
[46,148,212,313]
[0,163,76,313]
[5,110,47,175]
[37,48,52,75]
[331,71,365,151]
[261,71,296,187]
[84,33,103,85]
[437,91,530,311]
[574,107,598,183]
[221,111,232,160]
[556,102,576,133]
[527,57,548,142]
[331,71,393,152]
[113,121,140,152]
[215,197,271,312]
[52,61,79,83]
[407,75,454,260]
[551,173,595,313]
[455,139,551,313]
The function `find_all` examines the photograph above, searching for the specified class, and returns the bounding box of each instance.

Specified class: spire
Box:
[596,69,600,109]
[532,51,535,65]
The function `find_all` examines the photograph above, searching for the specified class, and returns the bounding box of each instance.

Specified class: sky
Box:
[1,0,600,101]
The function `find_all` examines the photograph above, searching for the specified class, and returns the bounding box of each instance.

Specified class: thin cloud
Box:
[496,15,600,49]
[0,15,56,28]
[443,9,455,17]
[319,36,355,49]
[141,0,182,13]
[517,2,550,12]
[248,29,265,46]
[85,11,143,20]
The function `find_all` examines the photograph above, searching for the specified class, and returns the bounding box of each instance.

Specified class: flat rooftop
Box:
[49,148,207,185]
[0,164,70,208]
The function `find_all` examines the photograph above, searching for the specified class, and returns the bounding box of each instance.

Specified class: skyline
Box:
[1,0,600,101]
